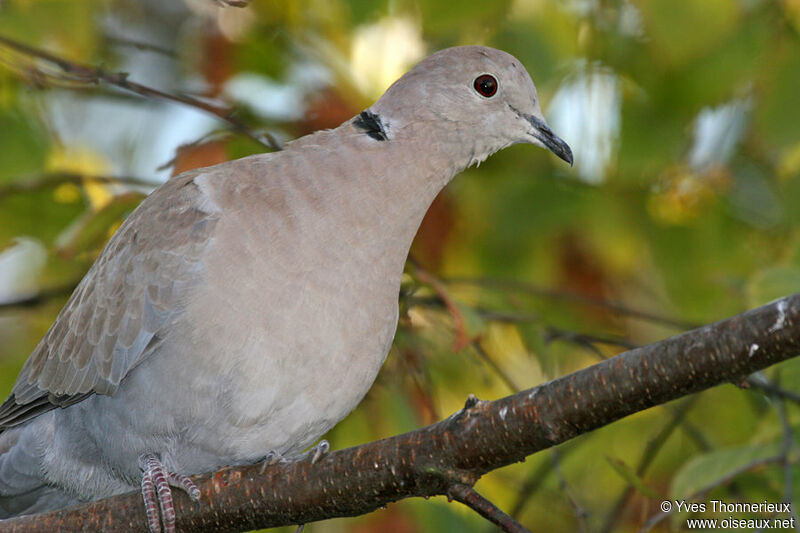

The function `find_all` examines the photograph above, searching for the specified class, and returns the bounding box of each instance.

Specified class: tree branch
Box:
[0,172,160,200]
[0,284,78,310]
[443,276,699,330]
[214,0,252,6]
[2,294,798,532]
[0,34,281,151]
[448,483,530,533]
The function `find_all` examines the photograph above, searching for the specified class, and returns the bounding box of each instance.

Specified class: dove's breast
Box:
[140,141,410,464]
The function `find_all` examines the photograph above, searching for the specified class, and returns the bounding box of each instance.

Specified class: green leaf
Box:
[0,183,86,249]
[670,442,782,499]
[0,111,48,182]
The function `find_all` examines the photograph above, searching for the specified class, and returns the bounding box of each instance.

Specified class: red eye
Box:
[474,74,498,97]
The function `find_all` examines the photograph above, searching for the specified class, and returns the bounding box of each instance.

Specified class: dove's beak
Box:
[525,114,574,166]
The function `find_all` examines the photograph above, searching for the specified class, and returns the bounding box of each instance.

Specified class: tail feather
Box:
[0,425,80,518]
[0,485,81,518]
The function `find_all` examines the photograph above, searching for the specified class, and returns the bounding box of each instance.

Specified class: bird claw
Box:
[139,453,199,533]
[291,439,330,465]
[168,471,201,501]
[259,449,287,473]
[305,439,330,464]
[259,440,330,474]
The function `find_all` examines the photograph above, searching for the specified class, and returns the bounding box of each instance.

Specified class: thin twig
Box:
[470,307,541,323]
[448,483,530,533]
[398,348,440,423]
[545,328,638,351]
[472,341,522,393]
[103,35,176,57]
[214,0,252,6]
[0,284,78,310]
[638,455,784,532]
[550,448,588,533]
[747,375,800,404]
[667,403,712,453]
[544,327,637,362]
[408,292,635,362]
[0,172,160,200]
[772,379,799,531]
[600,397,697,533]
[472,306,639,354]
[410,261,474,350]
[509,442,578,519]
[0,34,281,151]
[444,276,698,330]
[404,295,541,325]
[156,130,238,171]
[404,265,526,392]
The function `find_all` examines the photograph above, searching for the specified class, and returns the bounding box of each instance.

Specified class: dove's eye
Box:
[473,74,498,98]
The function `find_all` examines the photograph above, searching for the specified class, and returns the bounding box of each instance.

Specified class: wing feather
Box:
[0,172,219,429]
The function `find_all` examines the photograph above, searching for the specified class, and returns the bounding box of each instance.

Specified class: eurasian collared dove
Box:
[0,45,572,532]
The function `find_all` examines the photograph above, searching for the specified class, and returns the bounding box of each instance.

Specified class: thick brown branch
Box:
[2,294,799,532]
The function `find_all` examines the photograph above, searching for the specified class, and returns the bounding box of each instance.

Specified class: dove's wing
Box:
[0,171,219,429]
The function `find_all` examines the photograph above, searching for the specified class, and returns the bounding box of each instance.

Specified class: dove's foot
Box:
[259,449,287,473]
[260,439,330,473]
[298,439,330,464]
[288,443,330,533]
[139,453,200,533]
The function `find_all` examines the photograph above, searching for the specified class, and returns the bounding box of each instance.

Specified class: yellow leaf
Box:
[778,141,800,182]
[46,145,113,210]
[53,183,81,204]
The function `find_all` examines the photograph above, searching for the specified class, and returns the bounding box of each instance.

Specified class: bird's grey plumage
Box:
[0,171,216,426]
[0,46,572,523]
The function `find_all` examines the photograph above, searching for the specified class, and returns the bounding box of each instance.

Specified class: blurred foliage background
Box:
[0,0,799,531]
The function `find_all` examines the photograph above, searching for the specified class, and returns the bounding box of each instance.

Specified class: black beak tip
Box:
[524,113,574,167]
[545,137,573,167]
[512,112,573,166]
[557,143,574,167]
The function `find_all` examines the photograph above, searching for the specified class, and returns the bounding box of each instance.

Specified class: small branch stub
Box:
[449,483,530,533]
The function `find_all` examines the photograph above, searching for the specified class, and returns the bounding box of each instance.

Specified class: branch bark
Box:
[2,294,799,532]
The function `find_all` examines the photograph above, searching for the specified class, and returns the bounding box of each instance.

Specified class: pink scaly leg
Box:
[139,453,200,533]
[139,456,161,533]
[167,471,201,500]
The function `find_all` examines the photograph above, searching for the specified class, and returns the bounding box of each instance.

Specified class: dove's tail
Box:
[0,424,81,518]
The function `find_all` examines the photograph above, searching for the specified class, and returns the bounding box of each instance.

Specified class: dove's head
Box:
[369,45,573,167]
